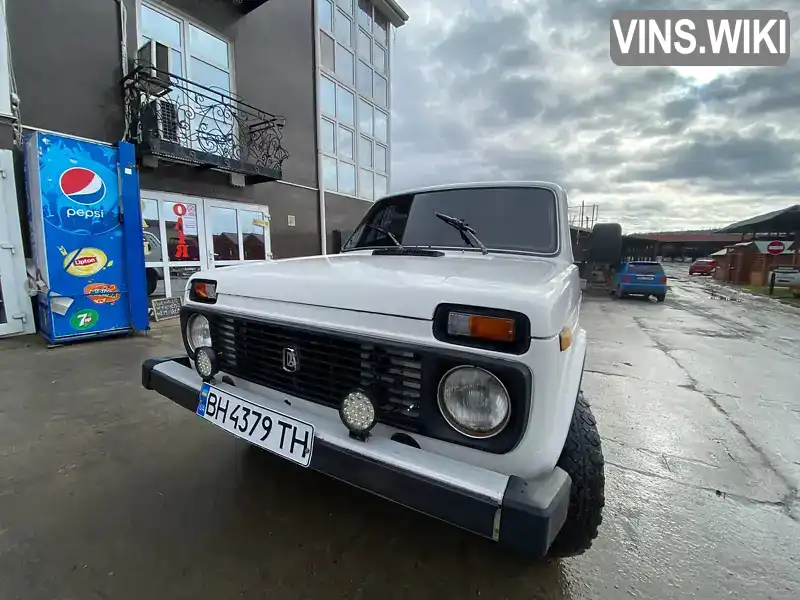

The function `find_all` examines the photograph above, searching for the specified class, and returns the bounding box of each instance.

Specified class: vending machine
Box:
[24,132,149,344]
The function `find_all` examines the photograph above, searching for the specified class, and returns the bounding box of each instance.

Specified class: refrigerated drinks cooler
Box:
[24,132,149,344]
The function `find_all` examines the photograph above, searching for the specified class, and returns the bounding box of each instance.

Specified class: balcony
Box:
[122,62,289,184]
[229,0,272,14]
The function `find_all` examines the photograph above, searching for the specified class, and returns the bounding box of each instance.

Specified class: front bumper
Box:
[142,356,572,557]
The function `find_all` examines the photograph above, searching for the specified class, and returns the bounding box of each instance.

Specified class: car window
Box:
[627,262,664,274]
[343,186,559,254]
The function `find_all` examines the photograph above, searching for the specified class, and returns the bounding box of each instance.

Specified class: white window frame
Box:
[316,0,391,201]
[136,0,238,104]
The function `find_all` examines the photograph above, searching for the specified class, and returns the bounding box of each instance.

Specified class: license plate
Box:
[636,275,654,280]
[197,383,314,467]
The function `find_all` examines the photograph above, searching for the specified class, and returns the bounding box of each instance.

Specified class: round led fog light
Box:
[194,347,218,381]
[339,391,377,440]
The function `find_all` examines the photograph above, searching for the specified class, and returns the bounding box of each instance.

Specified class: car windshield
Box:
[628,262,664,274]
[342,186,559,254]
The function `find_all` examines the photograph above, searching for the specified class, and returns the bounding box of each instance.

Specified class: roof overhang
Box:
[232,0,271,15]
[374,0,410,28]
[716,204,800,234]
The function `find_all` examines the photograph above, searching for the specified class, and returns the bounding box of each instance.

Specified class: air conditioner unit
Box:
[137,39,172,97]
[141,98,181,145]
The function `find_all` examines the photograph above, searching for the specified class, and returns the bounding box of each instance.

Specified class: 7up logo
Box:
[70,308,99,331]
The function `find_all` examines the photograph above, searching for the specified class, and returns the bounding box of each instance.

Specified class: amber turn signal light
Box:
[447,312,516,342]
[559,326,573,352]
[189,280,217,303]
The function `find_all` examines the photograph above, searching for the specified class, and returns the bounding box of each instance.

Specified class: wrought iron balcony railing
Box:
[122,62,289,184]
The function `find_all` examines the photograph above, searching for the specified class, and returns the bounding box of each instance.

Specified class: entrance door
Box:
[0,251,24,337]
[141,192,209,299]
[0,149,27,336]
[204,199,271,269]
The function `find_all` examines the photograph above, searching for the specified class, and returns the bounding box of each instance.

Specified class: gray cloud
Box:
[391,0,800,232]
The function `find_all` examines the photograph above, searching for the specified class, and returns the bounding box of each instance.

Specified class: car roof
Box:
[378,181,567,201]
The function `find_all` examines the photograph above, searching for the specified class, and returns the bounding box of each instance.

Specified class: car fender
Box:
[548,325,588,466]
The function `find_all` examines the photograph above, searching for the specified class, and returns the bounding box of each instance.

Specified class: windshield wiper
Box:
[365,224,403,249]
[435,212,488,255]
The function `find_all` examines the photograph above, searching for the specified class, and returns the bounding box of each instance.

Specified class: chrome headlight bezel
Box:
[436,365,512,439]
[186,313,212,353]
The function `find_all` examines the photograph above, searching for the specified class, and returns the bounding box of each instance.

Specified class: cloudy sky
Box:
[389,0,799,233]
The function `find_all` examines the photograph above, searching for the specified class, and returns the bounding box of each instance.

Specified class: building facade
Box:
[0,0,407,312]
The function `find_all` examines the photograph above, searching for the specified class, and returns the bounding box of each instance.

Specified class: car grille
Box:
[207,314,424,430]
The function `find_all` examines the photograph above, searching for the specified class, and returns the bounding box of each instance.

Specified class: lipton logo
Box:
[84,283,121,305]
[74,256,98,267]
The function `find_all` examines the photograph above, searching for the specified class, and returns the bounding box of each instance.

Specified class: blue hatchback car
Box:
[612,261,667,302]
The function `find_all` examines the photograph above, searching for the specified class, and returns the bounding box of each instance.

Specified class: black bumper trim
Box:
[141,356,571,557]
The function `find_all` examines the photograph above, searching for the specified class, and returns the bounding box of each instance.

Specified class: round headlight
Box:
[187,314,212,352]
[437,366,510,438]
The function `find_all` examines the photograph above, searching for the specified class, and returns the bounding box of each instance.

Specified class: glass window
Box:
[374,109,387,142]
[335,44,354,85]
[210,206,240,261]
[142,198,163,263]
[359,136,372,167]
[357,60,372,96]
[373,43,385,72]
[337,86,355,125]
[239,210,267,261]
[190,58,230,92]
[321,118,336,153]
[373,11,388,45]
[320,75,336,116]
[357,28,371,60]
[318,0,333,30]
[141,5,182,48]
[374,73,387,107]
[335,10,352,47]
[337,0,353,14]
[338,161,356,195]
[358,0,372,28]
[322,155,338,191]
[164,201,200,261]
[359,168,374,200]
[374,174,387,199]
[320,32,335,70]
[189,25,228,68]
[344,187,559,253]
[375,143,387,171]
[358,99,373,136]
[170,266,201,298]
[338,126,354,159]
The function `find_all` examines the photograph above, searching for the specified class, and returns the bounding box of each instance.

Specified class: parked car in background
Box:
[689,258,716,276]
[612,261,667,302]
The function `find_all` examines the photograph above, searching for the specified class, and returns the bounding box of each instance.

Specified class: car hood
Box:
[202,251,577,337]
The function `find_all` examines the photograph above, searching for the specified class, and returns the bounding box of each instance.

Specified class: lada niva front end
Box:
[142,182,617,558]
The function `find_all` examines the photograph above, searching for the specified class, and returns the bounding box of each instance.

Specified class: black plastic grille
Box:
[208,314,424,430]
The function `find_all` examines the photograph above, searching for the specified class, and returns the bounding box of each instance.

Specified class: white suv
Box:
[142,182,620,558]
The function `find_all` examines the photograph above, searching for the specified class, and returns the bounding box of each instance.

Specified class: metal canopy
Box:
[716,204,800,234]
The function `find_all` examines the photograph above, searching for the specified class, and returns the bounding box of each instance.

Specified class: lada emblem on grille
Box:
[282,347,299,373]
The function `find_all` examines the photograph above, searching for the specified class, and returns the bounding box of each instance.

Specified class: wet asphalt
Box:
[0,263,798,600]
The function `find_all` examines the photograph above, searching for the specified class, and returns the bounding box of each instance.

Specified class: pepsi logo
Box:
[60,167,107,206]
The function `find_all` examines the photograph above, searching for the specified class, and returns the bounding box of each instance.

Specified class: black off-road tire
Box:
[656,294,666,303]
[589,223,623,265]
[547,392,605,558]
